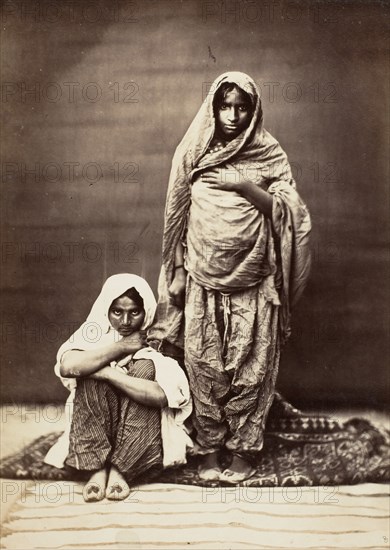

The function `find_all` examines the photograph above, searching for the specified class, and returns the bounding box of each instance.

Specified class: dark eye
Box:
[220,103,229,110]
[111,309,122,316]
[131,310,140,316]
[239,105,249,112]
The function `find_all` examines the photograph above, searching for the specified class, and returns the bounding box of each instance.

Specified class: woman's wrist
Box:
[95,366,111,381]
[238,181,273,218]
[237,179,252,195]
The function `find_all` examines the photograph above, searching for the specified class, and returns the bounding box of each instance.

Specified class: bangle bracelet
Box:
[174,264,185,270]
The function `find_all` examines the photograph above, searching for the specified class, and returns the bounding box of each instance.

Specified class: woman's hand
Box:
[120,331,147,354]
[201,164,242,191]
[202,164,273,218]
[168,267,186,309]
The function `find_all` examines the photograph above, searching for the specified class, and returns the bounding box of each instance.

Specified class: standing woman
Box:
[45,274,192,501]
[148,72,311,482]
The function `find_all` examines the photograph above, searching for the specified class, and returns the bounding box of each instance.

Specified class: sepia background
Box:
[1,0,388,406]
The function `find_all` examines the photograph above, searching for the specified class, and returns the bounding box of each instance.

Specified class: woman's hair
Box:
[213,82,253,116]
[122,287,144,309]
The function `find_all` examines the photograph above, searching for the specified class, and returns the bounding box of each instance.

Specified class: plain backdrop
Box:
[1,0,388,407]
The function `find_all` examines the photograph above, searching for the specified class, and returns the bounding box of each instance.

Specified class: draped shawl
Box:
[148,71,311,348]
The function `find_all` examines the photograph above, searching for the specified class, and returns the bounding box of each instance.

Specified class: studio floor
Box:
[0,405,389,550]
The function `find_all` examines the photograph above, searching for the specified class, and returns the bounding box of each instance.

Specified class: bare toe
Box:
[106,466,131,501]
[83,469,107,502]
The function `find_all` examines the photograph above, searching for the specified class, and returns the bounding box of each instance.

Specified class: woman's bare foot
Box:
[198,451,221,481]
[83,468,108,502]
[220,453,256,484]
[105,465,131,501]
[229,454,253,475]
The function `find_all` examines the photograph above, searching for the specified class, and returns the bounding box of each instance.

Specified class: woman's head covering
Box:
[57,274,156,362]
[86,273,156,333]
[176,72,264,166]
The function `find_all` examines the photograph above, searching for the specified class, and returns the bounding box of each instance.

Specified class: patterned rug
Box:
[1,395,389,487]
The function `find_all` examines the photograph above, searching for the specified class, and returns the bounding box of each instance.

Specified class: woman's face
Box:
[108,295,145,336]
[215,87,252,141]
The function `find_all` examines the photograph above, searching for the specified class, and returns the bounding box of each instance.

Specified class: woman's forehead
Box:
[110,295,139,309]
[222,88,250,103]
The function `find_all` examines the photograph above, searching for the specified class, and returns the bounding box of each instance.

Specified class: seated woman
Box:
[44,273,192,502]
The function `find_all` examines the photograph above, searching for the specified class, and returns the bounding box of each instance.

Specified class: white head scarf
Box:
[85,273,156,332]
[56,274,156,363]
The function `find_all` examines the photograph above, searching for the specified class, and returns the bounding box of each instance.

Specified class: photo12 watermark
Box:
[2,161,140,184]
[200,0,344,25]
[1,480,140,504]
[1,316,149,346]
[1,1,140,24]
[202,80,339,104]
[1,241,140,264]
[204,160,339,185]
[201,485,340,504]
[2,81,140,104]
